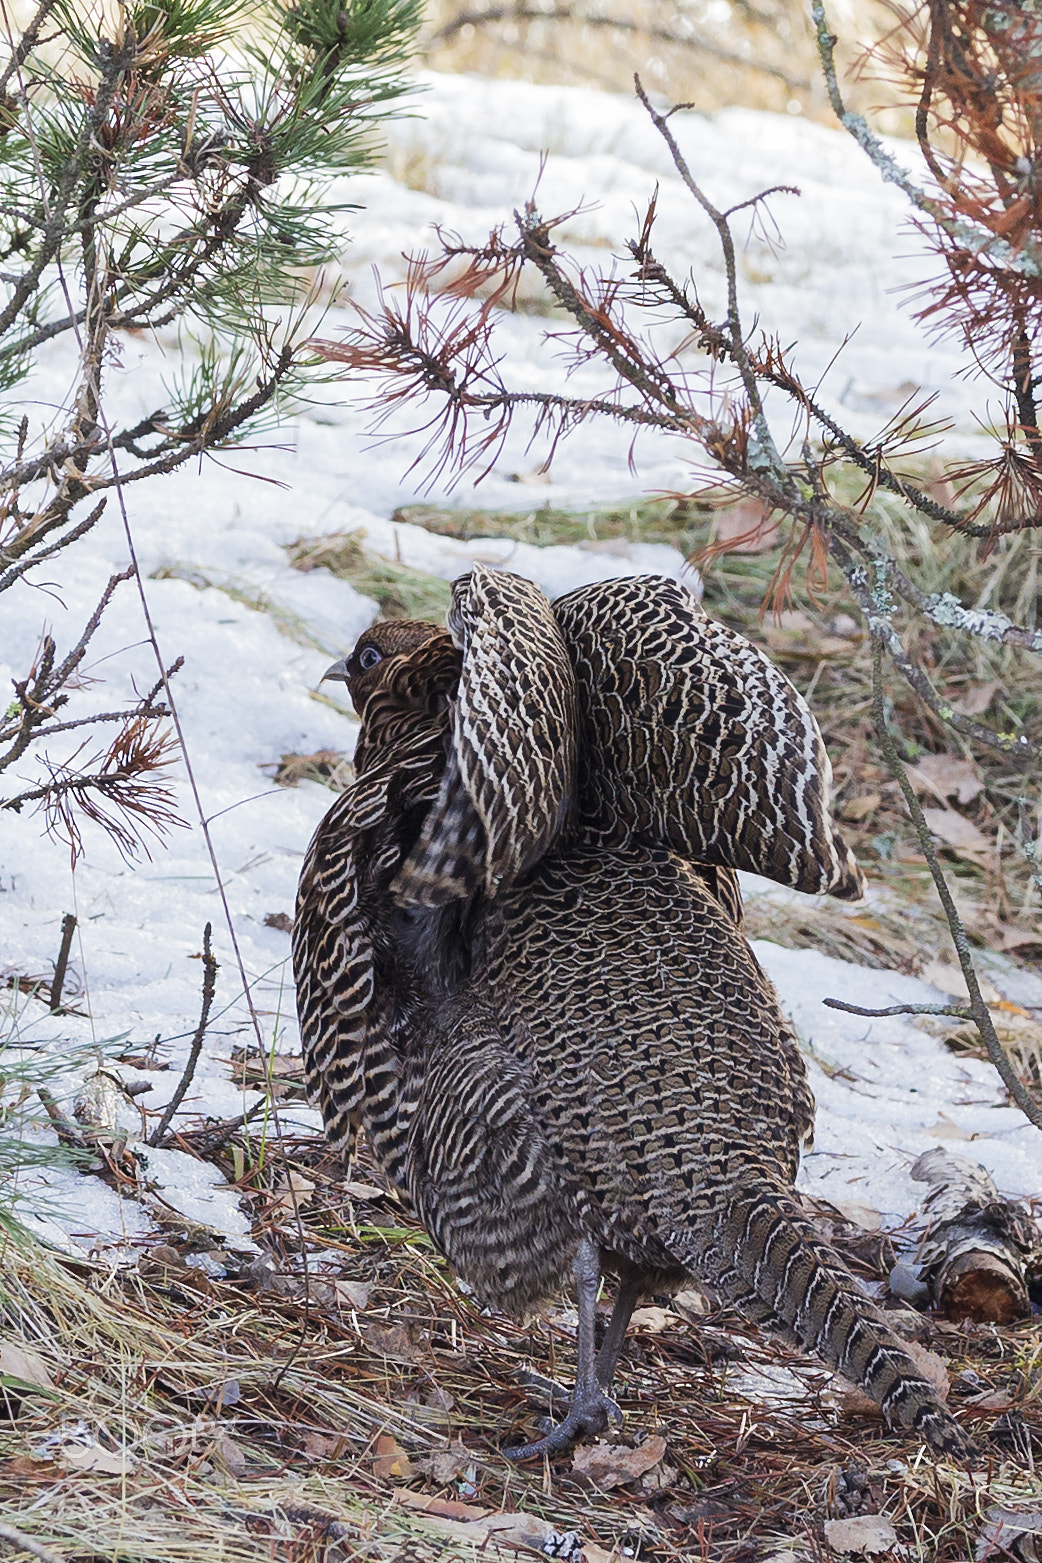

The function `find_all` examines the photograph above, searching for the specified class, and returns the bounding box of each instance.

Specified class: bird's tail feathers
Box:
[697,1179,972,1458]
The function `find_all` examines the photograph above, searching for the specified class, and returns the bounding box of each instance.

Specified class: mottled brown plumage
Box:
[553,574,864,898]
[293,570,968,1460]
[405,844,964,1456]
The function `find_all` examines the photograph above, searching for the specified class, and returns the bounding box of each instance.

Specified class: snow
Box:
[755,941,1042,1225]
[1,71,1037,1260]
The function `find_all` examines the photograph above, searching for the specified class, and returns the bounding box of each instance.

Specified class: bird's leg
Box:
[503,1238,624,1462]
[594,1268,644,1391]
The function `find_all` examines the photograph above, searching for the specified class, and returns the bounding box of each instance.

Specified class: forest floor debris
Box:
[0,1130,1039,1563]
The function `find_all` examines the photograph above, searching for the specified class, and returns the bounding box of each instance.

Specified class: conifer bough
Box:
[0,0,419,860]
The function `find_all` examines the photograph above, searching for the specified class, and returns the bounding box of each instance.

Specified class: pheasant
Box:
[293,568,969,1460]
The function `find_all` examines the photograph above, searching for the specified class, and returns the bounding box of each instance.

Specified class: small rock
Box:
[889,1262,930,1307]
[629,1305,675,1333]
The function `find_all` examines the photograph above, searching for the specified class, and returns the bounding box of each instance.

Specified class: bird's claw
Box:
[503,1386,623,1462]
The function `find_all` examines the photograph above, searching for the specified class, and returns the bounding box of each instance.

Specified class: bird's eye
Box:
[358,645,382,671]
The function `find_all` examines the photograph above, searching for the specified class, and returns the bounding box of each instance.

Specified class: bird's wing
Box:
[293,733,443,1152]
[395,564,577,903]
[553,574,864,899]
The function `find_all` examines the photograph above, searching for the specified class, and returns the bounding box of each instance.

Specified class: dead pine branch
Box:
[869,638,1042,1132]
[149,924,219,1147]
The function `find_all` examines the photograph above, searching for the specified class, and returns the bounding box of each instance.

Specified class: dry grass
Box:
[287,531,453,625]
[2,1125,1040,1563]
[415,0,913,131]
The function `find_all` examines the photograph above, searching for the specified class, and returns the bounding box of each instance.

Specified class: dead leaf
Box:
[408,1492,488,1522]
[1,1456,44,1478]
[903,1339,951,1401]
[711,501,781,554]
[765,610,853,658]
[976,1504,1042,1563]
[60,1443,135,1476]
[334,1278,371,1310]
[301,1430,349,1460]
[212,1432,249,1476]
[0,1341,55,1394]
[269,1172,316,1215]
[363,1321,429,1363]
[774,609,814,633]
[824,1514,898,1555]
[393,1490,614,1563]
[572,1434,667,1490]
[1000,925,1042,953]
[208,1379,241,1410]
[840,793,881,822]
[969,1390,1013,1411]
[263,911,293,933]
[672,1287,708,1319]
[424,1443,472,1484]
[343,1179,395,1200]
[926,1111,975,1141]
[827,1200,882,1232]
[919,960,1001,1004]
[629,1306,676,1333]
[909,755,984,806]
[953,680,1000,718]
[372,1433,415,1480]
[921,807,991,858]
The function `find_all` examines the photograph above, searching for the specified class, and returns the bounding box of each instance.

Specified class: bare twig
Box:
[48,912,76,1013]
[149,924,219,1146]
[157,1097,269,1155]
[870,638,1042,1130]
[0,1518,66,1563]
[427,7,813,91]
[823,998,974,1020]
[36,1087,88,1151]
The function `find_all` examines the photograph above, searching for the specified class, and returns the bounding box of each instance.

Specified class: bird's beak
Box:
[322,656,351,683]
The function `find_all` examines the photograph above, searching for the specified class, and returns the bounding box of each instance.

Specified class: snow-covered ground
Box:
[1,72,1037,1260]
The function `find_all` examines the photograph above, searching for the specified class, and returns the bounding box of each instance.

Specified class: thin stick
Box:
[0,1518,66,1563]
[148,924,219,1146]
[870,638,1042,1131]
[824,999,974,1020]
[48,912,76,1012]
[37,1087,88,1150]
[156,1097,268,1155]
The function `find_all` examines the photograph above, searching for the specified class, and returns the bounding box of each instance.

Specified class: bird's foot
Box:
[516,1369,571,1413]
[503,1383,623,1462]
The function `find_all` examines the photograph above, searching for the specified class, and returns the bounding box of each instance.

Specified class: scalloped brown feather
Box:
[291,573,968,1458]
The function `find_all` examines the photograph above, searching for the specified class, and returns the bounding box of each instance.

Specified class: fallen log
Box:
[911,1148,1040,1325]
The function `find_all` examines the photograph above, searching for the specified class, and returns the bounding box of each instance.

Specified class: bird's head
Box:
[322,619,451,716]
